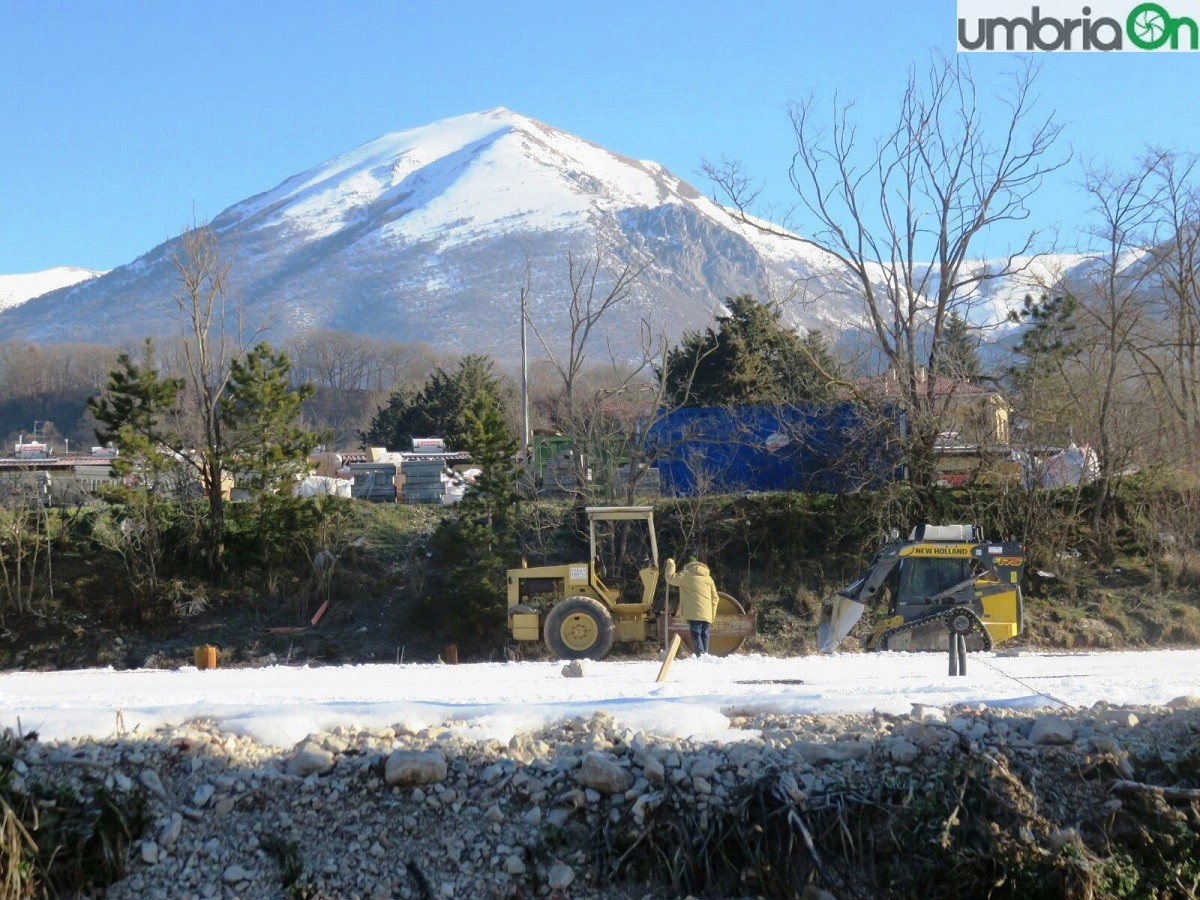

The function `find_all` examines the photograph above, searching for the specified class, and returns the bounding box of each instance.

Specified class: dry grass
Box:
[597,729,1200,899]
[0,730,148,898]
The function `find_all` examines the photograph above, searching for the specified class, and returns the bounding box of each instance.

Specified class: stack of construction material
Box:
[539,448,586,499]
[401,456,447,504]
[613,463,661,498]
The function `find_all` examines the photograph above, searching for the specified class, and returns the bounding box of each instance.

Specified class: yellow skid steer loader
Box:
[818,524,1025,653]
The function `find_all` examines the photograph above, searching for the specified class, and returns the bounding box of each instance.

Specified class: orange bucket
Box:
[194,645,218,670]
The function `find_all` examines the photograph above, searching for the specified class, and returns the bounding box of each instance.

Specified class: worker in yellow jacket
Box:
[664,556,721,655]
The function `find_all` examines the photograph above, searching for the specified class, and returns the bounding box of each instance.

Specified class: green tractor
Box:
[507,506,755,660]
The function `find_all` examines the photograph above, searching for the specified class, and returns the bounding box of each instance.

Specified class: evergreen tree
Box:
[88,339,184,485]
[1007,293,1079,383]
[91,338,323,589]
[362,355,507,450]
[933,311,982,380]
[418,394,520,657]
[223,343,318,493]
[87,340,186,614]
[221,343,322,594]
[1004,293,1082,449]
[460,395,520,530]
[663,295,842,406]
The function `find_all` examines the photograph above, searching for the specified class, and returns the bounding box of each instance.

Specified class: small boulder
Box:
[140,840,160,864]
[287,741,336,777]
[385,749,448,787]
[910,704,946,723]
[156,812,183,848]
[192,784,216,808]
[885,738,921,765]
[642,754,665,785]
[1096,709,1139,729]
[577,751,633,794]
[484,804,505,823]
[138,769,167,799]
[561,660,587,678]
[222,864,253,885]
[547,863,574,890]
[1029,715,1075,745]
[504,854,526,875]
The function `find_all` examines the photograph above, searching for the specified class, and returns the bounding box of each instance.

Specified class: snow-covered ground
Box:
[4,649,1198,749]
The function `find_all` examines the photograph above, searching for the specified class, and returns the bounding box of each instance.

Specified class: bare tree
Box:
[706,55,1065,496]
[524,246,649,496]
[527,246,647,413]
[1067,161,1166,525]
[0,342,115,397]
[170,223,269,570]
[1136,151,1200,458]
[0,475,53,621]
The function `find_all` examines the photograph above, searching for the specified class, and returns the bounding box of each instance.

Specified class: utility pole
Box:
[520,271,531,461]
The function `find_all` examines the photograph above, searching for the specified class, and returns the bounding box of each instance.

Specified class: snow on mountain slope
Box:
[224,108,833,268]
[0,266,102,312]
[0,109,1049,361]
[0,108,858,358]
[955,253,1094,328]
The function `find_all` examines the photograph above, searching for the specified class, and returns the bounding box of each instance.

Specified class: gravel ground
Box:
[10,696,1200,899]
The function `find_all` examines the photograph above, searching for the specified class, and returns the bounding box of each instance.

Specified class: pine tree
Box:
[362,355,508,450]
[418,394,520,656]
[87,339,186,614]
[1007,294,1079,383]
[1005,293,1082,448]
[460,395,520,530]
[223,343,318,494]
[88,339,184,484]
[221,343,322,594]
[663,295,842,406]
[934,311,982,380]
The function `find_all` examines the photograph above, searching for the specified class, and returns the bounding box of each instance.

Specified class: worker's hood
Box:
[686,563,711,576]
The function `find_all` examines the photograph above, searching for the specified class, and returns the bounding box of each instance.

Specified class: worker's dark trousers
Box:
[688,620,710,655]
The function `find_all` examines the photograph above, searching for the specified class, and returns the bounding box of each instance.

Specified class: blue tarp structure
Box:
[646,404,905,496]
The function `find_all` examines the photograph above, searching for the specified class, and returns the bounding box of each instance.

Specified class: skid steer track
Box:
[878,605,994,652]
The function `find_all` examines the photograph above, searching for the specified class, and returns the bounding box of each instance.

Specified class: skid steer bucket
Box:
[817,595,865,652]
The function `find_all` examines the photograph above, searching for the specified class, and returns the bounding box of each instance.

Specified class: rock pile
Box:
[10,698,1200,899]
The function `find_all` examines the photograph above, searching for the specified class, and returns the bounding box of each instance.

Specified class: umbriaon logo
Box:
[957,2,1200,50]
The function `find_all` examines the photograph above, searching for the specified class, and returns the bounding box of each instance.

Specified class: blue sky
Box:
[1,0,1197,273]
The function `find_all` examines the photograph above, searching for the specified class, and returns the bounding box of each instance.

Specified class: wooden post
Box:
[445,644,459,665]
[655,634,682,683]
[947,633,959,677]
[957,633,968,676]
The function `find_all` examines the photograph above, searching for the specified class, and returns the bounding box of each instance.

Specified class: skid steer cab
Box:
[818,523,1025,653]
[507,506,755,661]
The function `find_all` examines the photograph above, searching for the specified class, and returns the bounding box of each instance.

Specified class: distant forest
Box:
[0,331,447,453]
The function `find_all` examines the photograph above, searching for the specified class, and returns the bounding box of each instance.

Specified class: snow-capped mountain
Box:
[0,266,102,313]
[0,109,858,360]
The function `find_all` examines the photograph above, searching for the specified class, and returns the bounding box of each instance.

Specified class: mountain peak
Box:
[220,105,684,249]
[0,109,852,359]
